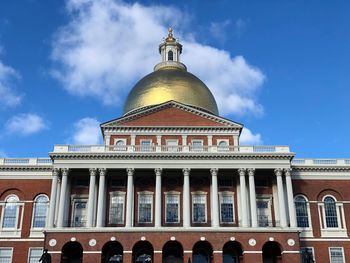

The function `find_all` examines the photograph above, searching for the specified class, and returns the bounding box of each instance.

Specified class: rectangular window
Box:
[138,193,153,223]
[191,140,203,151]
[71,199,87,227]
[219,193,234,223]
[257,198,272,227]
[0,248,12,263]
[140,140,152,152]
[109,192,125,224]
[166,140,179,152]
[28,248,42,263]
[329,247,344,263]
[165,193,180,223]
[192,193,207,223]
[301,247,315,263]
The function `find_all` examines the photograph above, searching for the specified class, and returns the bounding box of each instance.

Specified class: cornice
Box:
[103,126,241,134]
[292,166,350,172]
[0,166,53,172]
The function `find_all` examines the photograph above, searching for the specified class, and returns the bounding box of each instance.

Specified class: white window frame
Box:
[70,196,88,227]
[114,139,127,151]
[256,195,273,227]
[165,139,179,152]
[140,139,153,151]
[0,247,13,263]
[27,247,43,263]
[191,191,207,224]
[217,139,230,151]
[31,194,49,230]
[301,247,315,262]
[329,247,345,263]
[1,195,20,230]
[164,191,180,224]
[191,140,204,151]
[294,195,312,231]
[219,191,235,224]
[137,191,154,224]
[109,191,125,225]
[319,195,347,237]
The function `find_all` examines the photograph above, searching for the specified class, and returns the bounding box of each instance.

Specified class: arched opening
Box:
[61,241,83,263]
[162,241,183,263]
[192,241,213,263]
[102,241,123,262]
[262,241,282,263]
[168,51,174,61]
[132,241,153,263]
[222,241,242,263]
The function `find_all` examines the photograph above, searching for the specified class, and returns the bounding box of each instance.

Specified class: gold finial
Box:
[166,27,175,42]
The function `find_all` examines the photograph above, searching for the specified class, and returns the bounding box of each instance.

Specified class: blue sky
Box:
[0,0,349,158]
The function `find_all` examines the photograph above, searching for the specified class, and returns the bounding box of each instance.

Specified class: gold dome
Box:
[123,66,219,115]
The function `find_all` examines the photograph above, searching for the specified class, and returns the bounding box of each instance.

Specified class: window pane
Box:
[33,196,48,228]
[301,247,314,263]
[220,195,234,223]
[325,197,338,228]
[330,248,344,263]
[193,194,206,223]
[2,196,19,229]
[109,194,124,224]
[72,201,87,227]
[257,200,271,227]
[28,248,42,263]
[138,194,152,223]
[295,196,309,228]
[0,249,12,263]
[166,194,179,223]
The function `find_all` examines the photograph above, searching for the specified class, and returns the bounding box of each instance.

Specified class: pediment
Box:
[101,101,243,128]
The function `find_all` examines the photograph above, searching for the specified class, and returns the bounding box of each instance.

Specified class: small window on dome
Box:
[168,50,173,61]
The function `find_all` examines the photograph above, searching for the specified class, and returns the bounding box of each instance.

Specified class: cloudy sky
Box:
[0,0,349,158]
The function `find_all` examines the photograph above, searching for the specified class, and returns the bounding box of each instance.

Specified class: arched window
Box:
[295,195,310,228]
[32,195,49,228]
[168,50,174,61]
[324,196,338,228]
[2,195,19,228]
[218,140,229,151]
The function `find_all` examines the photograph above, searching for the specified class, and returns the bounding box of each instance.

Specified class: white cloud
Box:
[5,113,48,136]
[0,149,6,157]
[240,127,262,145]
[71,117,101,144]
[0,61,22,108]
[51,0,265,116]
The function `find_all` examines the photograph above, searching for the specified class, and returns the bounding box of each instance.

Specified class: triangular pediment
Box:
[101,101,243,128]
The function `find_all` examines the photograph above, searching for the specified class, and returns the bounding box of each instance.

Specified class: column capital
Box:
[126,168,135,176]
[274,168,283,177]
[284,168,292,177]
[210,168,218,176]
[52,168,60,177]
[182,168,190,176]
[61,168,69,176]
[89,168,97,176]
[247,168,255,176]
[238,168,246,176]
[155,168,162,176]
[99,168,107,176]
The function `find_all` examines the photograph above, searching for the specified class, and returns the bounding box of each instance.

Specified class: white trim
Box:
[218,191,235,224]
[243,251,262,254]
[329,247,345,263]
[294,194,312,231]
[281,251,300,254]
[191,191,208,224]
[137,191,154,224]
[0,238,44,242]
[108,191,126,225]
[0,247,13,262]
[70,197,88,227]
[164,191,180,224]
[0,195,22,233]
[31,194,49,230]
[27,247,43,263]
[301,238,350,241]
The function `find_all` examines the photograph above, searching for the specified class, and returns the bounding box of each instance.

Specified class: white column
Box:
[238,168,248,227]
[155,168,162,227]
[131,135,136,145]
[248,168,258,227]
[285,169,297,228]
[96,168,106,227]
[87,168,97,227]
[210,168,219,227]
[275,168,287,228]
[183,168,191,227]
[57,168,69,227]
[47,169,59,228]
[125,168,134,227]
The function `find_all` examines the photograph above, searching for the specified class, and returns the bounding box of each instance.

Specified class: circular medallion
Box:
[200,237,206,241]
[110,237,116,241]
[269,237,274,241]
[170,236,176,241]
[141,236,146,241]
[70,237,76,242]
[49,239,57,247]
[89,239,97,247]
[248,238,256,247]
[230,237,236,241]
[287,239,295,247]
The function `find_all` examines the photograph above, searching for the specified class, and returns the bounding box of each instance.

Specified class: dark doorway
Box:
[162,241,183,263]
[262,242,282,263]
[102,241,123,262]
[192,241,213,263]
[222,241,242,263]
[132,241,154,263]
[61,241,83,263]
